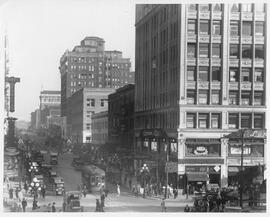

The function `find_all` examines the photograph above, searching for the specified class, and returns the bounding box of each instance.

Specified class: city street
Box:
[22,152,193,212]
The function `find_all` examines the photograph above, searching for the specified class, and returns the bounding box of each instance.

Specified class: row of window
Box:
[187,90,264,106]
[187,112,221,128]
[187,66,264,82]
[229,67,264,82]
[188,20,264,37]
[86,98,108,107]
[188,43,264,59]
[229,113,264,129]
[188,4,265,13]
[186,112,264,129]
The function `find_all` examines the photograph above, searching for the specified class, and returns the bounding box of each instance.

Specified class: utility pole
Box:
[239,129,245,208]
[165,142,169,199]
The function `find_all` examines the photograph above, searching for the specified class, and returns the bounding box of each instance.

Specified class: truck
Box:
[63,191,83,212]
[50,152,58,165]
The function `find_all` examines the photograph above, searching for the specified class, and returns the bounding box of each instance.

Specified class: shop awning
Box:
[187,173,209,181]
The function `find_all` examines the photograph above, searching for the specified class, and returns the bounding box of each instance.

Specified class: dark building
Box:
[59,37,133,117]
[135,3,267,190]
[108,84,135,184]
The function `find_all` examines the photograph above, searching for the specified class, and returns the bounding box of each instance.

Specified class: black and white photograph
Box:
[0,0,268,213]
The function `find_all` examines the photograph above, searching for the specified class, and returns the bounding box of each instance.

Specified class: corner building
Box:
[135,4,267,190]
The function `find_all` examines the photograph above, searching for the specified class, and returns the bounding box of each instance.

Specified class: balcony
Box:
[187,58,196,66]
[241,59,252,67]
[188,11,197,19]
[229,59,239,67]
[198,81,209,89]
[241,12,253,21]
[187,81,196,89]
[199,12,210,19]
[211,82,221,90]
[212,35,221,43]
[230,36,239,44]
[198,58,209,66]
[254,13,265,21]
[254,82,264,91]
[187,34,197,43]
[255,36,265,44]
[212,58,221,66]
[199,35,210,43]
[241,82,252,90]
[212,12,222,20]
[230,12,240,20]
[241,36,252,44]
[229,82,239,90]
[254,59,264,67]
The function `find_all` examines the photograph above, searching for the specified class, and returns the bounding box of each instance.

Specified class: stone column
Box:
[220,138,229,187]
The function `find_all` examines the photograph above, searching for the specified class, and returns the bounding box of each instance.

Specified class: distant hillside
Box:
[15,120,30,130]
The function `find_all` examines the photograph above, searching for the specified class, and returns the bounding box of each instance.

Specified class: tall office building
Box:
[134,4,267,189]
[59,37,133,117]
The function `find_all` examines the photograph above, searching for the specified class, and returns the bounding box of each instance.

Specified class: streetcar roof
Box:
[82,165,105,176]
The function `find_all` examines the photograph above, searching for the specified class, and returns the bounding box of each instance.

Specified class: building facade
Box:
[135,3,267,189]
[108,84,135,184]
[92,111,108,146]
[39,90,61,110]
[66,87,115,146]
[59,37,133,117]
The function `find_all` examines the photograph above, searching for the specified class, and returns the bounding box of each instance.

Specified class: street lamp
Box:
[28,177,41,204]
[140,164,149,198]
[28,161,39,181]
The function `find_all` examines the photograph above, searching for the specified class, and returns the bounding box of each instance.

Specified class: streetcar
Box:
[81,165,105,193]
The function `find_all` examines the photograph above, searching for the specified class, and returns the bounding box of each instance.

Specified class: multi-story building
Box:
[66,87,115,146]
[30,109,40,129]
[92,111,108,147]
[39,90,61,110]
[59,37,133,117]
[135,3,267,190]
[108,84,135,185]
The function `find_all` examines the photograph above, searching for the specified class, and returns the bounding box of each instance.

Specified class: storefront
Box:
[225,129,266,186]
[135,129,178,187]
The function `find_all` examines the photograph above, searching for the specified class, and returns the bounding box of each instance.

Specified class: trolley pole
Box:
[239,130,245,209]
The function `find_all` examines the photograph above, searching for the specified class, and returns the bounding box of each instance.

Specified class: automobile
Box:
[50,152,58,165]
[53,176,65,196]
[71,158,84,170]
[63,191,83,212]
[49,171,57,183]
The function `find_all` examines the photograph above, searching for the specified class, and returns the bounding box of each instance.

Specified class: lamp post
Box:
[28,177,41,206]
[140,163,149,198]
[28,161,39,182]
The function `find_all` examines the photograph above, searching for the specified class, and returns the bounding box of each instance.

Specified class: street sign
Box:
[214,165,220,172]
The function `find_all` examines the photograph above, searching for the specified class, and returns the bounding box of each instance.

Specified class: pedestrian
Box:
[41,186,46,199]
[95,199,101,212]
[117,184,120,197]
[52,202,56,212]
[161,198,166,212]
[62,201,66,212]
[17,204,22,212]
[173,188,178,199]
[32,200,38,210]
[21,198,27,212]
[184,204,190,212]
[129,179,132,191]
[101,192,105,208]
[15,187,19,200]
[47,203,51,212]
[9,188,13,199]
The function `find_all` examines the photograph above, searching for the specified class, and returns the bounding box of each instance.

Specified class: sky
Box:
[0,0,137,122]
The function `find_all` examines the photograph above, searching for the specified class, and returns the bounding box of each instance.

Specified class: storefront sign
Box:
[179,158,224,164]
[194,146,208,155]
[244,129,266,138]
[185,165,221,174]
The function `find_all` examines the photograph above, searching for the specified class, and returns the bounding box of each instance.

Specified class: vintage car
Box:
[53,176,65,196]
[63,191,83,212]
